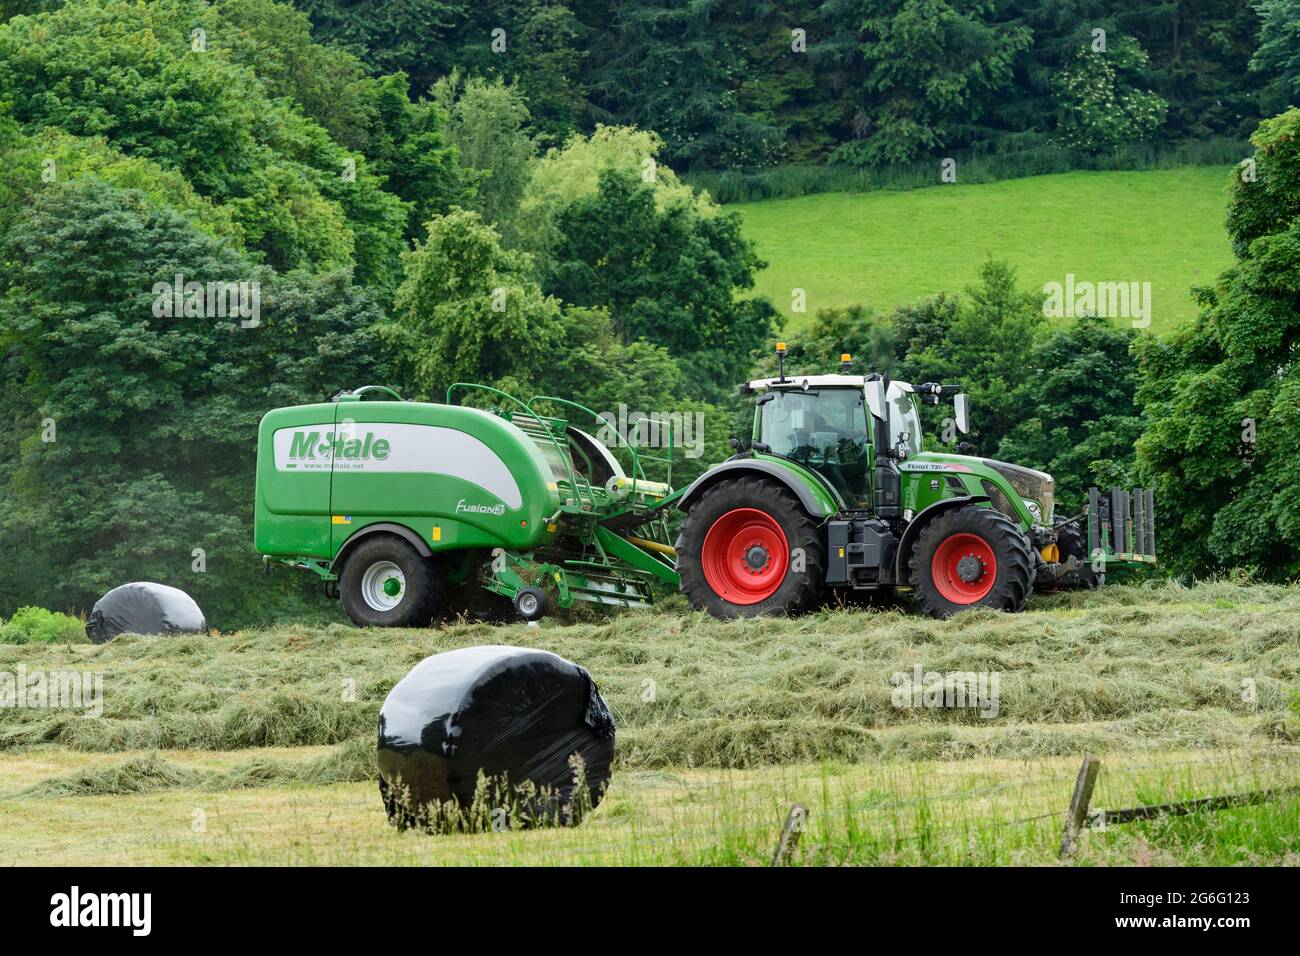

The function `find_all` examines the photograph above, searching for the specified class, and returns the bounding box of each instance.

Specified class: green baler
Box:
[255,385,680,625]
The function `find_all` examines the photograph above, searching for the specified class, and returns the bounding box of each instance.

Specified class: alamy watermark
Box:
[891,665,1001,718]
[1042,273,1151,328]
[152,272,261,328]
[595,404,706,459]
[0,665,103,718]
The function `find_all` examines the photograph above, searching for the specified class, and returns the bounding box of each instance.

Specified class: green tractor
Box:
[673,344,1156,619]
[253,349,1154,625]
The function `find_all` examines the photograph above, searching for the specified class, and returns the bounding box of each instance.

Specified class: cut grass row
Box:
[2,581,1295,765]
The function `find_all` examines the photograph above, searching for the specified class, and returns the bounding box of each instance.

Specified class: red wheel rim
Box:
[701,508,790,605]
[931,532,997,604]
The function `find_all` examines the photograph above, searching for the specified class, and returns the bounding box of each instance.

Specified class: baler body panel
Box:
[256,400,560,562]
[255,402,338,558]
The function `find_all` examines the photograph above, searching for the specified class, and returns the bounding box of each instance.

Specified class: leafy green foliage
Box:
[0,607,87,645]
[0,177,386,626]
[778,305,903,380]
[1053,36,1168,152]
[1250,0,1300,106]
[432,73,535,234]
[584,0,781,168]
[1136,108,1300,579]
[892,261,1045,445]
[383,208,564,399]
[291,0,461,94]
[830,0,1031,165]
[543,168,778,404]
[996,316,1143,513]
[0,0,408,294]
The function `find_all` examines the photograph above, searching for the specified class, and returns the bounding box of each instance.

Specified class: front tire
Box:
[340,535,441,627]
[676,477,825,619]
[909,506,1034,618]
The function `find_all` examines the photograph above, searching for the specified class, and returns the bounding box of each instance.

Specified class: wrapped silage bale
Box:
[377,645,615,831]
[85,582,207,644]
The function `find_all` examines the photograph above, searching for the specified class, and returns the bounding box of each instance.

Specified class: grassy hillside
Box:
[734,168,1236,334]
[2,581,1297,864]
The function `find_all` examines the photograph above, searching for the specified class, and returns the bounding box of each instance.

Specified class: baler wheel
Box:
[513,587,549,622]
[340,535,441,627]
[909,506,1034,618]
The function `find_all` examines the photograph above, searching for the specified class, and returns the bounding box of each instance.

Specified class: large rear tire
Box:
[909,506,1034,618]
[340,535,441,627]
[676,477,825,619]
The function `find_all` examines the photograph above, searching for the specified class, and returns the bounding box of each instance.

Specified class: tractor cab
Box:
[745,349,933,512]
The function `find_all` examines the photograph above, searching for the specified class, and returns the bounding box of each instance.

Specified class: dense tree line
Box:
[280,0,1277,171]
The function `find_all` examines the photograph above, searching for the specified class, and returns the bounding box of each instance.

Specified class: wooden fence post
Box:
[1058,754,1100,861]
[771,803,808,867]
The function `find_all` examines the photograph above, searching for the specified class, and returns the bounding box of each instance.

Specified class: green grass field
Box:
[1,580,1297,865]
[733,167,1236,334]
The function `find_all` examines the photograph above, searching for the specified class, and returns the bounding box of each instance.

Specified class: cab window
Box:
[760,389,870,507]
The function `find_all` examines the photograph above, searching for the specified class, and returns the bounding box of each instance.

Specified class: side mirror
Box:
[954,393,969,434]
[865,380,888,422]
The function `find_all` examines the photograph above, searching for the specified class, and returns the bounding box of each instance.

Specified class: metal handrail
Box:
[526,394,678,498]
[445,382,591,510]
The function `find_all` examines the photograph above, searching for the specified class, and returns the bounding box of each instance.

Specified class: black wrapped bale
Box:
[377,645,615,831]
[86,583,207,645]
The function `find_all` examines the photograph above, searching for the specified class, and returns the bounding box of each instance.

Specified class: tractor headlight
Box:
[984,460,1054,524]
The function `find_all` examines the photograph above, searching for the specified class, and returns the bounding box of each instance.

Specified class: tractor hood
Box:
[902,453,1055,525]
[980,459,1054,524]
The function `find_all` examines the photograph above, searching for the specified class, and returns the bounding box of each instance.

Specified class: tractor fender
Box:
[331,522,432,572]
[676,460,836,517]
[895,495,991,585]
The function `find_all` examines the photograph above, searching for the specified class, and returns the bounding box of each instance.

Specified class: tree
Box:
[830,0,1031,165]
[517,125,701,256]
[754,304,903,380]
[894,260,1045,448]
[362,73,471,240]
[433,74,536,234]
[0,177,387,626]
[1052,35,1168,152]
[1251,0,1300,104]
[1136,108,1300,579]
[996,315,1143,513]
[214,0,379,150]
[0,0,409,295]
[382,208,564,398]
[449,0,589,148]
[291,0,463,94]
[542,168,778,403]
[583,0,782,168]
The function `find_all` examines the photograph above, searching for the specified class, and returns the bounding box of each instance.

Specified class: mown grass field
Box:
[1,581,1297,865]
[733,167,1236,334]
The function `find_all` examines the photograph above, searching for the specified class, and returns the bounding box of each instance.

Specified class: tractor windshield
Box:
[760,388,870,507]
